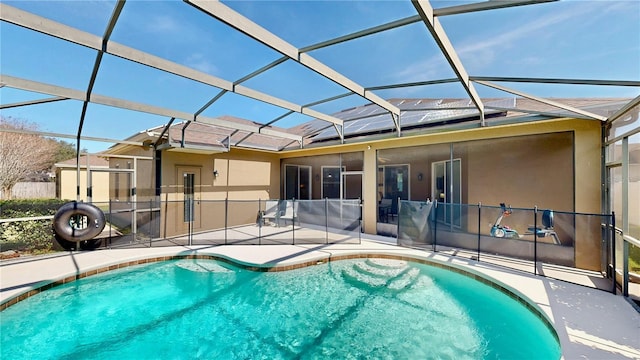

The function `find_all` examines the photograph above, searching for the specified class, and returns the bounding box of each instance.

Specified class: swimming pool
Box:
[1,257,560,359]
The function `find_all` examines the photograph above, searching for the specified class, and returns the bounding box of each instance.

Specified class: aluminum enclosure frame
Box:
[0,0,638,153]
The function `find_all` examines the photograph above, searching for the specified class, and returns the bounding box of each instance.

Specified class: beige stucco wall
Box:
[281,118,603,270]
[107,148,156,201]
[463,132,574,210]
[572,120,605,269]
[57,168,110,203]
[160,148,280,237]
[283,119,602,230]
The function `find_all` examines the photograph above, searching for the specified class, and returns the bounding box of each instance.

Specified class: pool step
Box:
[342,259,419,291]
[365,258,408,270]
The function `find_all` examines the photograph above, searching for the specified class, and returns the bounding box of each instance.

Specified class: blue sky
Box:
[1,0,639,153]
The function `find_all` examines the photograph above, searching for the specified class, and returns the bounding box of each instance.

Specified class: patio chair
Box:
[279,200,298,227]
[379,198,392,222]
[387,197,399,222]
[262,200,280,226]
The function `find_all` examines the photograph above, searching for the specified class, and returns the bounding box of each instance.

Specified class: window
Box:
[432,159,461,227]
[183,173,194,222]
[322,166,343,199]
[380,165,409,201]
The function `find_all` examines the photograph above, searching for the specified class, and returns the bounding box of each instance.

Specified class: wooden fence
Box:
[0,182,56,199]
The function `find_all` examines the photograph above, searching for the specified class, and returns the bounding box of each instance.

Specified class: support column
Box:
[363,146,378,234]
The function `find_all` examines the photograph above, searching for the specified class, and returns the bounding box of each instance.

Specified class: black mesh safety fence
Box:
[56,198,364,249]
[397,200,616,292]
[3,198,624,295]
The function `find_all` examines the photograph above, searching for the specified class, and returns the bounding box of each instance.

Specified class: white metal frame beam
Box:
[0,3,343,129]
[411,0,485,125]
[76,1,124,145]
[225,12,418,135]
[184,0,400,120]
[221,12,424,136]
[474,80,607,121]
[0,127,146,147]
[0,74,303,142]
[2,1,633,150]
[470,76,640,87]
[0,96,68,109]
[300,15,423,53]
[367,78,459,91]
[485,106,594,120]
[607,95,640,124]
[432,0,557,17]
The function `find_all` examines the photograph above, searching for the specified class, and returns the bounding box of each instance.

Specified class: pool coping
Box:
[1,241,639,359]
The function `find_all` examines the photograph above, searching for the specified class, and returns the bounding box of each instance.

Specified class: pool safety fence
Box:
[48,198,362,248]
[2,199,638,301]
[395,200,630,295]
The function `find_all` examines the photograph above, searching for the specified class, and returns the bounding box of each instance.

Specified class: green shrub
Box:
[0,199,67,253]
[0,198,65,217]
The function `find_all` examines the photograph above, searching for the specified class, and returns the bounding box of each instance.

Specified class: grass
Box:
[627,224,640,272]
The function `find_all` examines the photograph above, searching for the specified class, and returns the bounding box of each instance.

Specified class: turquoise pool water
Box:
[1,258,560,359]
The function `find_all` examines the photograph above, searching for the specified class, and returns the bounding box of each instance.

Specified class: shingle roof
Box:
[55,155,109,168]
[292,97,631,145]
[114,97,631,153]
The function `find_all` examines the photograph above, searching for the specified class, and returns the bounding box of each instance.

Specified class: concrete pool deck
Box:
[1,238,639,359]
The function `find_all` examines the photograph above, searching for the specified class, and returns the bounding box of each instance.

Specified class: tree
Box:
[51,139,78,164]
[0,117,57,200]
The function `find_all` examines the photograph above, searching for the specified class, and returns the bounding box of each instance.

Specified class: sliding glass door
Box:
[284,165,311,200]
[432,159,461,227]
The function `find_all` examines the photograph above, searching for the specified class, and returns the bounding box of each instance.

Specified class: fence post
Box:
[396,197,401,240]
[611,212,616,294]
[292,198,296,245]
[149,199,153,248]
[358,197,362,244]
[258,199,262,246]
[534,206,538,276]
[108,198,112,249]
[433,200,438,252]
[188,198,193,247]
[623,232,629,297]
[325,198,329,244]
[477,202,481,261]
[224,198,228,245]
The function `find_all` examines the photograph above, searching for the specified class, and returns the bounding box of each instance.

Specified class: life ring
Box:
[53,201,106,242]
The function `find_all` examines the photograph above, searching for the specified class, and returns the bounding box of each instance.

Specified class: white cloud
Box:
[511,56,545,67]
[454,8,578,62]
[392,55,450,83]
[457,1,636,68]
[184,53,218,75]
[145,15,180,34]
[389,1,624,82]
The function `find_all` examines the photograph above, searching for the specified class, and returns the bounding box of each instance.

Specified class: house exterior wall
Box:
[56,168,109,202]
[282,118,603,270]
[107,148,156,202]
[281,119,601,225]
[159,148,280,237]
[281,152,363,199]
[110,117,604,271]
[462,132,574,209]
